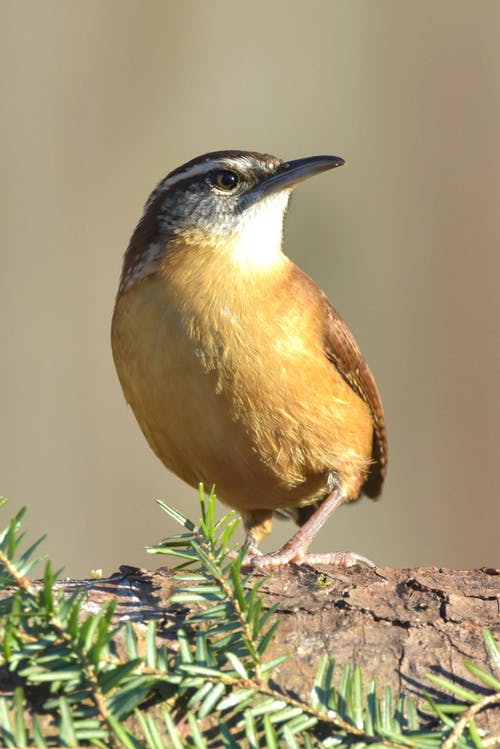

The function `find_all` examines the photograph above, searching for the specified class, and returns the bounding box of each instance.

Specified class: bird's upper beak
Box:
[260,155,345,197]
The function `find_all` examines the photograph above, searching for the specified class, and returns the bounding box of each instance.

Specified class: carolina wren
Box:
[112,150,387,568]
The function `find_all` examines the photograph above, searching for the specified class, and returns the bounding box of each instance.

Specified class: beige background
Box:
[1,1,498,577]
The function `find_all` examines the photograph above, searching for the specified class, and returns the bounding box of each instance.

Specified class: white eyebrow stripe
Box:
[155,156,269,192]
[158,161,221,189]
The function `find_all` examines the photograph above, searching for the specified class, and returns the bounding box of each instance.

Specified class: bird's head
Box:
[119,150,344,292]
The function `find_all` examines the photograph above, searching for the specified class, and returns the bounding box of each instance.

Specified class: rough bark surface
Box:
[1,565,499,736]
[78,564,500,732]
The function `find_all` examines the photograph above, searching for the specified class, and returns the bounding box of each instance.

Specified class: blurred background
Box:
[1,1,498,577]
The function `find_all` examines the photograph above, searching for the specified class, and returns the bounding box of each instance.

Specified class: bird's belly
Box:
[111,279,372,511]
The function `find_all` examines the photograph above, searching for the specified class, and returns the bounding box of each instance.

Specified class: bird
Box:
[111,150,387,568]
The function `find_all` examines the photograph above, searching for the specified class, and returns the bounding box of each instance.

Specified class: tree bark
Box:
[72,564,500,732]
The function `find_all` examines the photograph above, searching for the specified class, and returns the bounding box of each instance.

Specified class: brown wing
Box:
[322,294,387,498]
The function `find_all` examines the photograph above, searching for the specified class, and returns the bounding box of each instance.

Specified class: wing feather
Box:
[322,297,387,497]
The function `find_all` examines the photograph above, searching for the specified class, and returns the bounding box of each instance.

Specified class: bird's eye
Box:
[211,170,240,192]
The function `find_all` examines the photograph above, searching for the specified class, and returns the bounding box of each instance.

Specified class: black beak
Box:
[260,155,345,197]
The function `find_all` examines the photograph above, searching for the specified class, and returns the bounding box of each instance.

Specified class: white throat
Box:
[227,190,291,272]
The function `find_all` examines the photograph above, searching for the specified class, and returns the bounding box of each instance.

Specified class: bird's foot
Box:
[298,551,375,568]
[227,544,263,565]
[249,546,375,571]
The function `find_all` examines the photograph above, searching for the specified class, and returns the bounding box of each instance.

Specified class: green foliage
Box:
[0,490,498,747]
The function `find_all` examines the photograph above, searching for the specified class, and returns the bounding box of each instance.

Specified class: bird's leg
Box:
[252,486,375,570]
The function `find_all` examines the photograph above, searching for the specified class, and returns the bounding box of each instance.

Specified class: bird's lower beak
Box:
[260,155,345,197]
